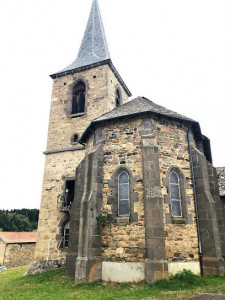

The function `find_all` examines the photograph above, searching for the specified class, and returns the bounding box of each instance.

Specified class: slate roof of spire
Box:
[80,97,199,143]
[59,0,111,73]
[217,167,225,197]
[50,0,131,96]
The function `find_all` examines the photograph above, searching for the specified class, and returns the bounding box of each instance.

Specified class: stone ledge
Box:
[44,146,85,155]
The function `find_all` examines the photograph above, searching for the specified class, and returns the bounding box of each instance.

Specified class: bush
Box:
[169,269,197,284]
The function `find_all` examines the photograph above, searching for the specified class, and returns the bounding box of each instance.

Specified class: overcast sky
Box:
[0,0,224,210]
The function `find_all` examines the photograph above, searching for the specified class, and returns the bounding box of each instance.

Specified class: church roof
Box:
[80,97,199,143]
[50,0,131,96]
[94,97,195,123]
[217,167,225,197]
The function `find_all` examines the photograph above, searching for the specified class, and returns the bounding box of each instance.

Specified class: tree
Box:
[0,209,39,232]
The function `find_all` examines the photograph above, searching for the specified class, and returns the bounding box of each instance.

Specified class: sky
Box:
[0,0,224,209]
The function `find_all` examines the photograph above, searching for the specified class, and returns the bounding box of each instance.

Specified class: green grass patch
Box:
[0,267,225,300]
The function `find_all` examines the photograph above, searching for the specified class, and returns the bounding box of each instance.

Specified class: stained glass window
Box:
[169,171,182,217]
[118,171,130,216]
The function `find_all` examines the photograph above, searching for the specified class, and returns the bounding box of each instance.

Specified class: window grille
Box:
[64,221,70,248]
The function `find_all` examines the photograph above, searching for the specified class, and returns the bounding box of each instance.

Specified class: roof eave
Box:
[0,237,7,244]
[6,241,36,244]
[50,59,132,97]
[79,110,199,144]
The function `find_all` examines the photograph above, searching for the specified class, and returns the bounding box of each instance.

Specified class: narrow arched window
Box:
[115,88,121,107]
[169,171,182,217]
[63,221,70,248]
[118,171,130,216]
[71,81,86,115]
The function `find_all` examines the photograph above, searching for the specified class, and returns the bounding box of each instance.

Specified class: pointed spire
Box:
[57,0,111,74]
[51,0,132,97]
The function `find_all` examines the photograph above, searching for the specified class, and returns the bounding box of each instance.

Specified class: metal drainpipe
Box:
[187,127,203,276]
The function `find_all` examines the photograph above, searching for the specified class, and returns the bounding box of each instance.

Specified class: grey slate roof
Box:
[59,0,110,73]
[217,167,225,197]
[50,0,131,97]
[93,97,195,123]
[80,97,197,143]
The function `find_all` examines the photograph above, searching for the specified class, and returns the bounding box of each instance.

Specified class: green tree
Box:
[0,209,39,232]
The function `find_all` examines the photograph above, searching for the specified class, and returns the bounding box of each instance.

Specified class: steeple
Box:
[54,0,111,75]
[50,0,131,97]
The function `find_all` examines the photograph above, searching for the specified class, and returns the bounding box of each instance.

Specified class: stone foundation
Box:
[25,260,65,275]
[2,243,36,268]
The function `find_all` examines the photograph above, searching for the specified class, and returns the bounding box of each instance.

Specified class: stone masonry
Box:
[78,113,201,282]
[34,64,129,265]
[0,240,36,268]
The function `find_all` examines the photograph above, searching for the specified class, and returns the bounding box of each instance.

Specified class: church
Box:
[27,0,225,283]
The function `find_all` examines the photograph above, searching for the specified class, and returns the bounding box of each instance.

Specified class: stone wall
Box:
[25,260,64,275]
[217,167,225,198]
[100,117,146,263]
[86,114,199,271]
[34,64,129,268]
[47,65,129,152]
[65,159,86,277]
[0,240,6,265]
[191,147,224,275]
[35,150,84,261]
[3,243,36,268]
[156,117,199,263]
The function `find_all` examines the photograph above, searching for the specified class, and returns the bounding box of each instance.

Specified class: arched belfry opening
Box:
[72,81,86,115]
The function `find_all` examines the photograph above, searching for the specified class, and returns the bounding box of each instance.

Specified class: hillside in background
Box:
[0,209,39,232]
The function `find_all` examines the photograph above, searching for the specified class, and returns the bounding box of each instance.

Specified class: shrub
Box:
[169,269,197,284]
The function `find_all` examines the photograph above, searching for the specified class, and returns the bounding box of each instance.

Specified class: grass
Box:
[0,266,225,300]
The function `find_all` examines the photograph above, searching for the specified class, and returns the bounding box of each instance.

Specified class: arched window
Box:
[118,171,130,216]
[63,221,70,248]
[169,171,182,217]
[115,88,121,107]
[71,81,86,115]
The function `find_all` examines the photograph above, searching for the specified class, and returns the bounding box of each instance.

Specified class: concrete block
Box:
[102,262,145,282]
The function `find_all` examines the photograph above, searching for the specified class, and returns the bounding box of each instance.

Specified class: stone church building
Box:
[28,0,225,282]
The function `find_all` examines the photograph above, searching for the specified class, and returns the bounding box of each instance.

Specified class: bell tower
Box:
[32,0,131,271]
